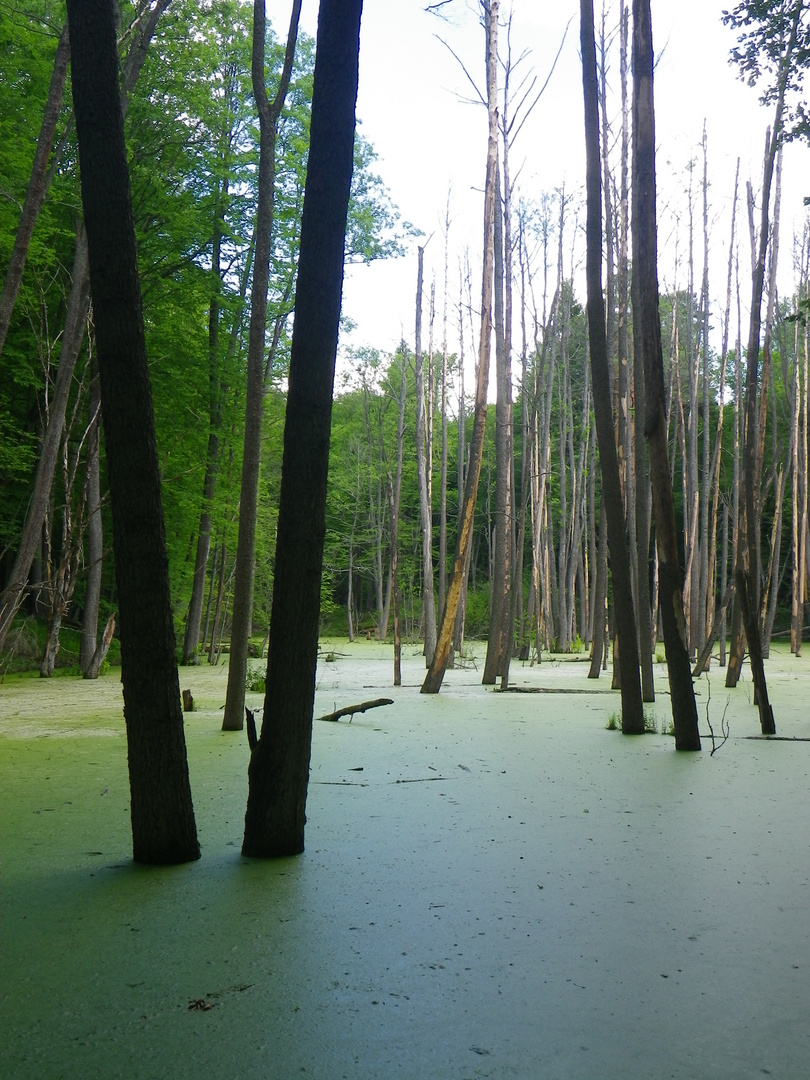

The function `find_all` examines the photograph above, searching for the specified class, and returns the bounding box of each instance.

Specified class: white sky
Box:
[274,0,810,364]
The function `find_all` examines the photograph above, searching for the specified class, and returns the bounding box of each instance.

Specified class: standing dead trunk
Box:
[242,0,361,857]
[580,0,644,733]
[422,0,499,695]
[414,246,437,666]
[631,0,700,749]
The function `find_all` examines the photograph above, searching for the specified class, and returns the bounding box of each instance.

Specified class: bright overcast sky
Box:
[273,0,810,362]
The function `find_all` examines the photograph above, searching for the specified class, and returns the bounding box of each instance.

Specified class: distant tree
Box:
[67,0,199,862]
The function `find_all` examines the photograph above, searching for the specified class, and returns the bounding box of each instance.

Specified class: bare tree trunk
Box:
[422,0,499,695]
[581,0,644,733]
[414,246,437,666]
[483,153,511,683]
[631,0,700,749]
[387,352,407,684]
[222,0,301,731]
[792,238,809,656]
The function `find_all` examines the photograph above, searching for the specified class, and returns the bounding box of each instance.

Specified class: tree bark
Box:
[67,0,199,862]
[631,0,700,749]
[242,0,362,857]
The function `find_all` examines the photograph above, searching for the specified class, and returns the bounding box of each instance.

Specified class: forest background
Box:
[0,0,808,708]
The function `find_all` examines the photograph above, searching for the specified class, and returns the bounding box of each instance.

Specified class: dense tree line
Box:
[0,0,808,797]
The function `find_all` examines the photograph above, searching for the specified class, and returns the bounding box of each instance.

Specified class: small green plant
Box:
[655,647,665,664]
[572,633,585,654]
[644,708,658,734]
[605,712,619,731]
[666,720,676,736]
[245,662,265,693]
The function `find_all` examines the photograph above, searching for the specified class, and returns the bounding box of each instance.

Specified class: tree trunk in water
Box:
[414,246,437,666]
[580,0,644,734]
[422,0,499,696]
[242,0,362,857]
[631,0,700,750]
[483,154,511,685]
[387,351,407,686]
[67,0,199,863]
[222,0,301,732]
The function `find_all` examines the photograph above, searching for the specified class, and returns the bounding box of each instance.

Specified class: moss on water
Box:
[2,645,809,1079]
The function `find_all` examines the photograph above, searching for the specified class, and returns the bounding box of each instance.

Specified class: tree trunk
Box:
[414,245,437,666]
[67,0,199,863]
[581,0,645,734]
[242,0,362,857]
[222,0,301,731]
[631,0,700,749]
[422,0,499,695]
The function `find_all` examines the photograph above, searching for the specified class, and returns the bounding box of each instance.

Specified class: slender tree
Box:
[242,0,362,857]
[222,0,301,731]
[580,0,644,734]
[631,0,700,749]
[422,0,499,695]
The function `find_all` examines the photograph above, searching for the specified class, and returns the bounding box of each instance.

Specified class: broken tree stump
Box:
[315,697,393,723]
[182,689,194,712]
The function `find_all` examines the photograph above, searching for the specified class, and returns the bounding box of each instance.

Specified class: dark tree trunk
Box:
[631,0,700,750]
[580,0,644,733]
[67,0,199,863]
[242,0,362,858]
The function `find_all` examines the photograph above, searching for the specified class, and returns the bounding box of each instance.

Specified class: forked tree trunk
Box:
[242,0,362,857]
[222,0,301,731]
[67,0,199,863]
[631,0,700,749]
[581,0,644,733]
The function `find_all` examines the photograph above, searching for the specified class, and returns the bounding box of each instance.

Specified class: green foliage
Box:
[245,662,265,693]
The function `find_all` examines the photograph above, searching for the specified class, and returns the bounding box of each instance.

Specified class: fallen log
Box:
[315,697,394,723]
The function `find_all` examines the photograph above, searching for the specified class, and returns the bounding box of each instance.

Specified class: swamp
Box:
[2,640,809,1079]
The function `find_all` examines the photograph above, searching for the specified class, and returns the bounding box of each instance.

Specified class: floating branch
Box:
[315,697,394,723]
